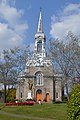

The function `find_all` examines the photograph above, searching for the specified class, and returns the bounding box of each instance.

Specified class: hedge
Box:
[67,84,80,120]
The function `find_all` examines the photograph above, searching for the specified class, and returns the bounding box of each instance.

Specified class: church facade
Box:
[16,11,62,103]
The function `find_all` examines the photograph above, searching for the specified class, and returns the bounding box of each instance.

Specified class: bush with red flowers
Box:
[5,101,35,106]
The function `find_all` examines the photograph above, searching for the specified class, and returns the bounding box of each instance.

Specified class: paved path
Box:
[0,110,53,120]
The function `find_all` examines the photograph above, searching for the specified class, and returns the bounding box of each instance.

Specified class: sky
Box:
[0,0,80,52]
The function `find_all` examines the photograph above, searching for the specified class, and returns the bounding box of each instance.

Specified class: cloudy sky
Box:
[0,0,80,52]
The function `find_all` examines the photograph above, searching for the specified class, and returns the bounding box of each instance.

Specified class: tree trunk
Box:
[4,83,6,103]
[65,81,69,100]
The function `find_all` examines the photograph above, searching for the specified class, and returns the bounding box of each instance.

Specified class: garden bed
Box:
[5,101,35,106]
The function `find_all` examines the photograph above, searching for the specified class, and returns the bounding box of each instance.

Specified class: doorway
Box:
[36,89,42,102]
[46,93,50,102]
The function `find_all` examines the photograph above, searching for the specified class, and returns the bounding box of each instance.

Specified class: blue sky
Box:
[0,0,80,52]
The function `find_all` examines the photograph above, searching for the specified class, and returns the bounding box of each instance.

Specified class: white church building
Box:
[16,10,62,103]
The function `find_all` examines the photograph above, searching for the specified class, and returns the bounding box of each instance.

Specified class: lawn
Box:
[0,103,67,120]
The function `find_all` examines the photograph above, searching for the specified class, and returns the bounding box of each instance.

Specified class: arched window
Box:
[21,92,22,98]
[35,72,43,86]
[37,41,42,52]
[36,89,42,94]
[56,92,58,98]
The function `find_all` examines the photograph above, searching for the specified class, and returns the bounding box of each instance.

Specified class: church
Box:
[16,10,62,103]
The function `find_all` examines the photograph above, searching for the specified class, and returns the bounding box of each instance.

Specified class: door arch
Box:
[46,93,50,102]
[36,89,42,102]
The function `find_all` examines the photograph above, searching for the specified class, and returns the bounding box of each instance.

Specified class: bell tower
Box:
[26,9,52,67]
[34,10,46,59]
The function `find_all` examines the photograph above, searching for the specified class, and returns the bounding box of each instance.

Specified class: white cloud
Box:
[63,4,80,14]
[0,23,22,50]
[0,0,23,26]
[0,0,28,52]
[50,3,80,39]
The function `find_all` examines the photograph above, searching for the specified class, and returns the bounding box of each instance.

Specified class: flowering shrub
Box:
[5,101,35,106]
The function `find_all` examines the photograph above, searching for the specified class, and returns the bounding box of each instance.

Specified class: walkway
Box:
[0,110,53,120]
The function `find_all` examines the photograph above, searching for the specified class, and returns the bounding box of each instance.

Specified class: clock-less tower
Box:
[34,10,46,59]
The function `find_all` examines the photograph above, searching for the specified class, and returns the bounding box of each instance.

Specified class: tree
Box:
[49,32,80,100]
[67,84,80,120]
[0,46,30,102]
[6,88,16,102]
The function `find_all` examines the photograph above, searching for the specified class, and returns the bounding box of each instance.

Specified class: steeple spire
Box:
[34,9,46,59]
[37,8,43,32]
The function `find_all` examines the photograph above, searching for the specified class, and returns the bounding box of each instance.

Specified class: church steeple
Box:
[26,9,52,67]
[34,9,46,59]
[37,9,43,33]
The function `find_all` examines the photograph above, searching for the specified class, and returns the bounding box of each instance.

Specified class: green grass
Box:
[0,103,67,120]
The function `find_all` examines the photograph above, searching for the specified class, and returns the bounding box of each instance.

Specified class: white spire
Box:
[37,9,43,32]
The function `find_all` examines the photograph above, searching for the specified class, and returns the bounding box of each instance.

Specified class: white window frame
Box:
[36,72,43,86]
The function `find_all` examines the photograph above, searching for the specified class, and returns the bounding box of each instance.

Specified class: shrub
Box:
[67,84,80,120]
[62,95,68,102]
[6,89,16,102]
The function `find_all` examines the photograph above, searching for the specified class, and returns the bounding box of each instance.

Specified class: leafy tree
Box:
[6,88,16,102]
[0,46,30,102]
[49,32,80,100]
[67,84,80,120]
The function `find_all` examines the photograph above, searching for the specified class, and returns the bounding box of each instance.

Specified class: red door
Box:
[46,93,50,102]
[36,89,42,102]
